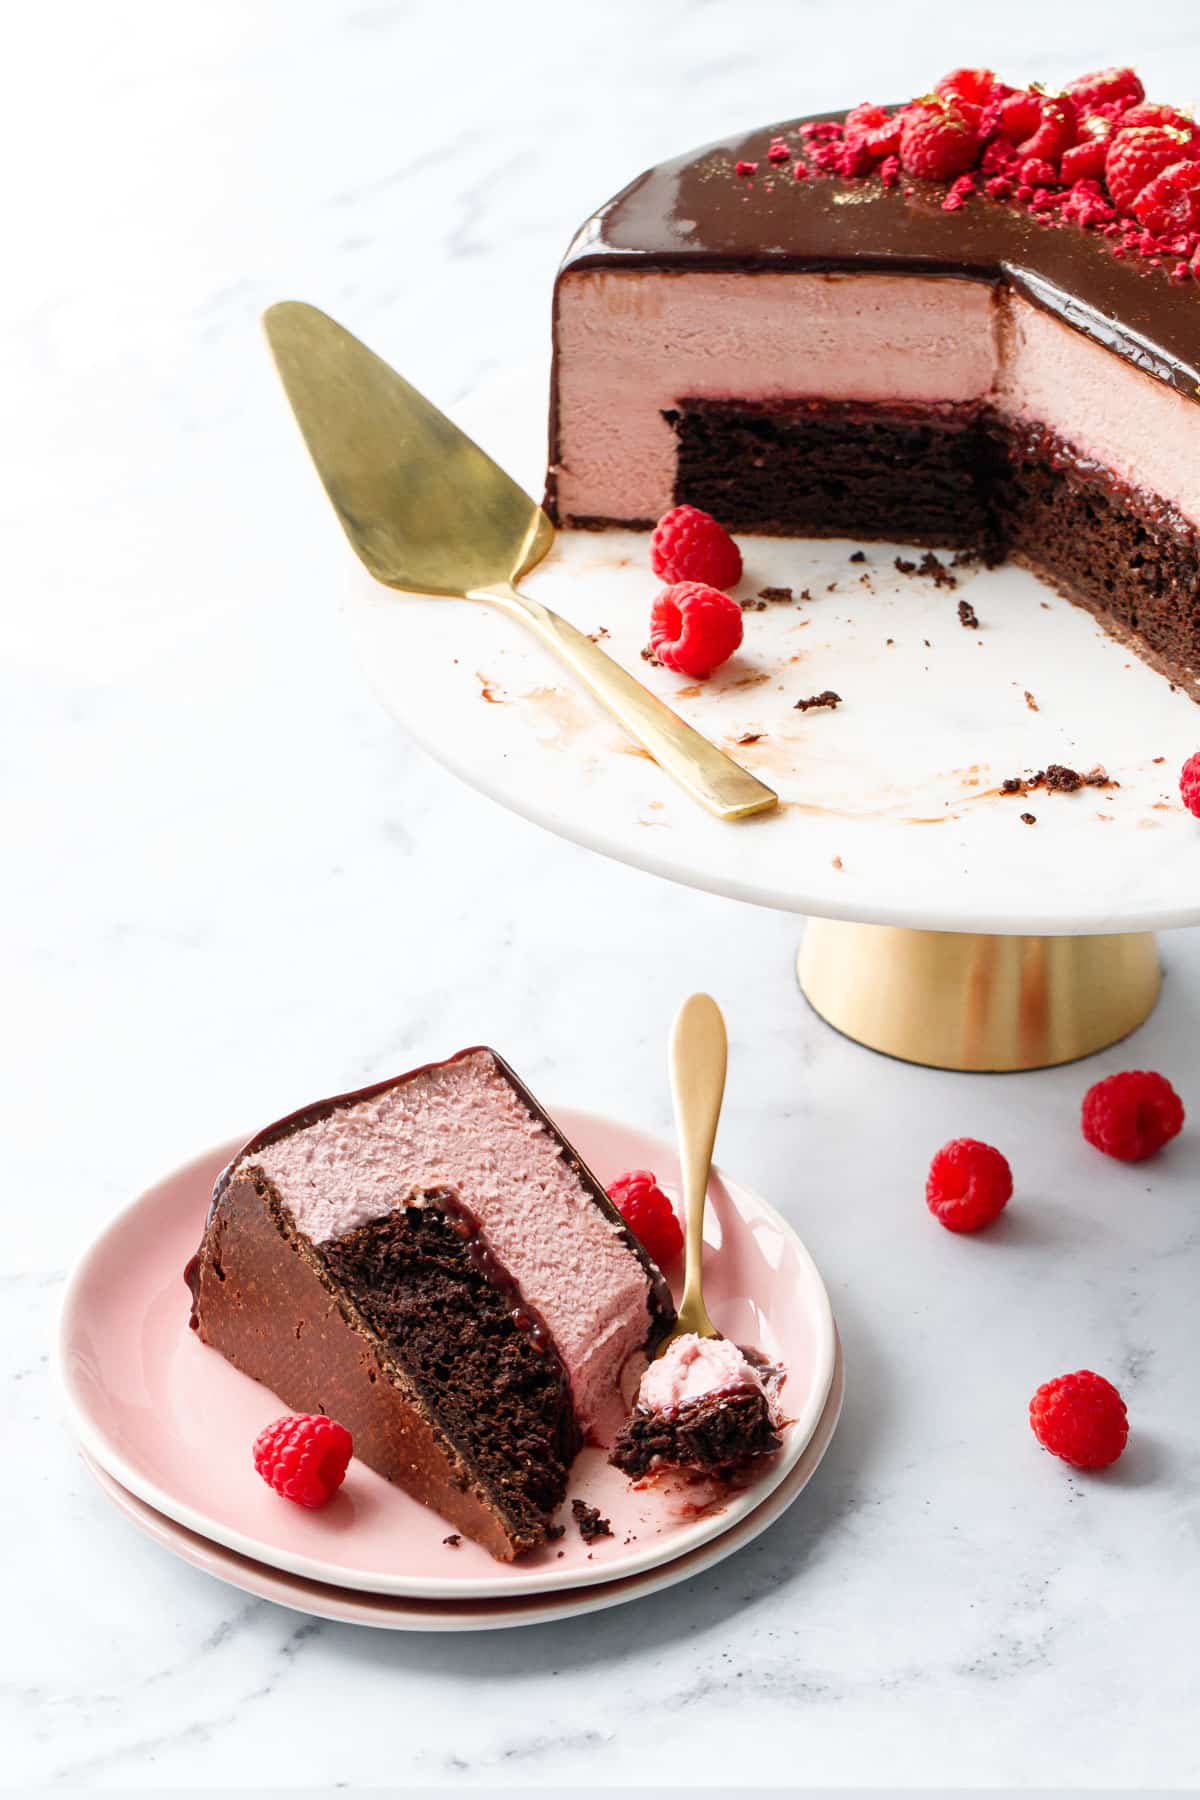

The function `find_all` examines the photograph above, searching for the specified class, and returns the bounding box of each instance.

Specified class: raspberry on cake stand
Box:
[341,364,1198,1073]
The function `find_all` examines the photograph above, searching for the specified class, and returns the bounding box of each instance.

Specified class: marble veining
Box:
[8,0,1200,1787]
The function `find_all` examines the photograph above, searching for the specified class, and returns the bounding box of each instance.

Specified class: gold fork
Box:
[657,993,727,1352]
[262,302,778,823]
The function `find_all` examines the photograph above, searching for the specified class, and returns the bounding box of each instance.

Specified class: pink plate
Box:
[77,1345,841,1630]
[58,1106,837,1599]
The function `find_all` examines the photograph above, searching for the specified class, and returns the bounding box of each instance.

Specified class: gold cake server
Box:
[657,991,727,1350]
[262,302,777,822]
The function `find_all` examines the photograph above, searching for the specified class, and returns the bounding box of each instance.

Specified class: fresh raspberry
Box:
[1081,1070,1185,1162]
[649,581,743,679]
[1064,68,1144,113]
[1029,1371,1128,1469]
[1134,160,1200,232]
[1181,751,1200,817]
[934,67,1002,126]
[1119,102,1198,136]
[898,99,979,180]
[650,504,743,590]
[1061,136,1110,183]
[841,102,901,172]
[1106,125,1200,213]
[994,90,1077,168]
[925,1138,1013,1233]
[253,1413,353,1508]
[608,1170,683,1268]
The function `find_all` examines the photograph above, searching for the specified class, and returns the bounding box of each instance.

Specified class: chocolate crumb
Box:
[442,1533,461,1548]
[849,550,866,563]
[886,637,895,646]
[794,690,842,712]
[571,1499,612,1545]
[825,581,838,592]
[798,587,813,602]
[920,551,957,589]
[587,626,610,643]
[896,551,956,589]
[832,854,844,870]
[951,549,981,568]
[735,731,764,745]
[958,598,980,629]
[757,585,793,602]
[740,596,768,611]
[640,646,661,667]
[859,572,873,587]
[1024,690,1039,711]
[1044,763,1084,792]
[546,1522,565,1541]
[1002,763,1117,797]
[1020,812,1037,825]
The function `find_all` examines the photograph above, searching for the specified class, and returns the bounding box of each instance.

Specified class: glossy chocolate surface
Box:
[558,111,1200,399]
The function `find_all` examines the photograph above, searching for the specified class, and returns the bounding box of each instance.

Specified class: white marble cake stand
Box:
[341,365,1200,1070]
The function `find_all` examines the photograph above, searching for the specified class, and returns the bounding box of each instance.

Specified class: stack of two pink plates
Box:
[57,1106,842,1630]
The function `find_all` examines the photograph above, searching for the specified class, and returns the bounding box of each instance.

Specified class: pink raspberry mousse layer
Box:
[244,1050,656,1431]
[638,1332,771,1415]
[552,270,1200,530]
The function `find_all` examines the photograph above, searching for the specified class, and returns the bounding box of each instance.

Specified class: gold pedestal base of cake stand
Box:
[797,921,1162,1072]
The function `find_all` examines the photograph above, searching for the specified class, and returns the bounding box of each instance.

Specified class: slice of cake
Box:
[610,1333,782,1482]
[546,64,1200,699]
[187,1048,675,1560]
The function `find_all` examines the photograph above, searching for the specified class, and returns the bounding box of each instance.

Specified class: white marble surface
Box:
[8,0,1200,1788]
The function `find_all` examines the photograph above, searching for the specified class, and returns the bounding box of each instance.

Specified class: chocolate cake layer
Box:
[610,1389,781,1481]
[985,418,1200,699]
[319,1190,578,1543]
[667,399,995,549]
[649,399,1200,698]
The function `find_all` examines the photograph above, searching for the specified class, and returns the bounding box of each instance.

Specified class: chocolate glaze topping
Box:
[557,110,1200,399]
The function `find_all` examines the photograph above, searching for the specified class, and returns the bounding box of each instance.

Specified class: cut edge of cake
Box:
[186,1048,676,1560]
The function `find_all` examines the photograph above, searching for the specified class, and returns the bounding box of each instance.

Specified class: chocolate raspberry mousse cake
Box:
[547,65,1200,697]
[187,1048,674,1560]
[610,1333,782,1481]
